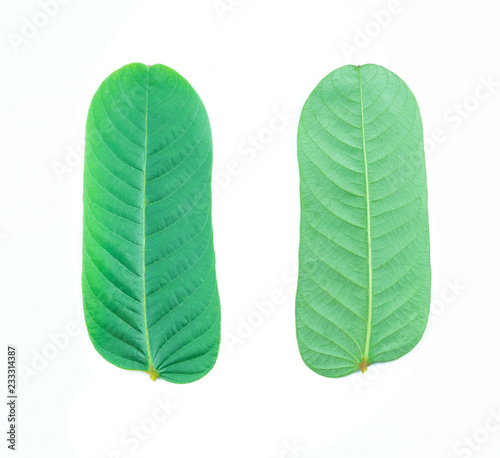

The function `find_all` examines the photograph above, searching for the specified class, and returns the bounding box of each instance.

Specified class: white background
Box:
[1,0,500,457]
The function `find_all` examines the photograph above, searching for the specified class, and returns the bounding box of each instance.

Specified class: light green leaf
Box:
[82,63,220,383]
[296,64,431,378]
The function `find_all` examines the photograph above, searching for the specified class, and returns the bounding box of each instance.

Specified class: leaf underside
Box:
[82,63,221,384]
[296,64,431,378]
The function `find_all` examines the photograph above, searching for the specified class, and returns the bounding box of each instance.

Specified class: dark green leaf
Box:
[82,63,220,384]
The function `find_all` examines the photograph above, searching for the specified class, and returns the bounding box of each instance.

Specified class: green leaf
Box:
[82,63,220,384]
[296,64,431,378]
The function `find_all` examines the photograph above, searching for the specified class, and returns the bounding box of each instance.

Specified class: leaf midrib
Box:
[141,66,157,380]
[358,66,372,372]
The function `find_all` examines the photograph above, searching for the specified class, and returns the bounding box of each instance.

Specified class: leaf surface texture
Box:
[296,64,431,377]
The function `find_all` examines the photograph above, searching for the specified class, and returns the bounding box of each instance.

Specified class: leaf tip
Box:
[359,358,368,373]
